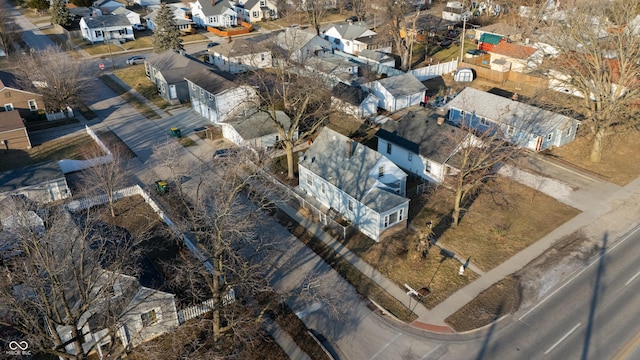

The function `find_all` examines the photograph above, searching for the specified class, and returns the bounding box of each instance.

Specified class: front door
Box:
[169,85,177,99]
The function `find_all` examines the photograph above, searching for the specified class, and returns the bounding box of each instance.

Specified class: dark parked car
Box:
[213,148,235,159]
[345,15,358,22]
[466,49,487,56]
[207,42,220,48]
[439,39,453,48]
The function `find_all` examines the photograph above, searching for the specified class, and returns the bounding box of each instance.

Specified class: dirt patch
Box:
[446,275,521,332]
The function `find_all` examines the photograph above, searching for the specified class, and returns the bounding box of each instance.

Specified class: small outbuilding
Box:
[454,68,474,82]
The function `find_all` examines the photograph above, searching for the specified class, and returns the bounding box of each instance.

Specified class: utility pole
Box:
[458,10,472,63]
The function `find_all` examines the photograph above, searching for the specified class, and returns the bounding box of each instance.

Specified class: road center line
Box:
[544,323,581,355]
[369,332,401,360]
[519,223,640,321]
[625,269,640,286]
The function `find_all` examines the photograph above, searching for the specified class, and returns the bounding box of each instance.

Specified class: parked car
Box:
[132,24,146,31]
[213,148,234,159]
[466,49,487,56]
[126,55,146,65]
[345,15,358,22]
[439,39,453,48]
[207,42,220,48]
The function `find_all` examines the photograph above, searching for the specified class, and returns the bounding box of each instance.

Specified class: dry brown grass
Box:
[547,131,640,185]
[113,66,170,110]
[414,178,580,272]
[0,134,96,172]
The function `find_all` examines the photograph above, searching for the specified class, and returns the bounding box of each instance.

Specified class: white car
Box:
[132,24,146,31]
[126,55,146,65]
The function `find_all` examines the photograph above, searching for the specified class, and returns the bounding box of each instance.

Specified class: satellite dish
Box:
[461,11,472,22]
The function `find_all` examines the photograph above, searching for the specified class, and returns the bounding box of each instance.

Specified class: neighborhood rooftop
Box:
[82,14,131,28]
[0,161,65,193]
[226,110,290,140]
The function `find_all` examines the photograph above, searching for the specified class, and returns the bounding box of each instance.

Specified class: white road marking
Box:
[369,332,402,360]
[544,323,581,355]
[421,344,443,359]
[519,223,640,321]
[625,269,640,286]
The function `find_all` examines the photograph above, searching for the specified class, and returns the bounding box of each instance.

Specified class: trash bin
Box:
[170,127,181,138]
[155,180,167,194]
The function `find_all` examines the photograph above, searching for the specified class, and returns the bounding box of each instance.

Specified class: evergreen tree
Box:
[152,3,183,52]
[50,0,70,27]
[70,0,93,7]
[27,0,49,11]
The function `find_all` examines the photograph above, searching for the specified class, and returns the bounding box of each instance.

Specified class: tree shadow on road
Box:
[581,232,608,360]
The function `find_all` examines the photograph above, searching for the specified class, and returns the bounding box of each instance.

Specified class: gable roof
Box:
[111,7,133,16]
[146,51,213,84]
[325,23,374,41]
[332,82,367,106]
[376,73,426,97]
[211,38,266,58]
[184,68,236,94]
[357,49,391,63]
[490,41,537,60]
[0,71,26,91]
[276,27,329,53]
[0,110,25,133]
[376,107,467,163]
[0,161,65,194]
[447,87,577,135]
[479,33,503,45]
[414,13,456,32]
[227,110,290,140]
[82,14,132,28]
[299,127,408,213]
[194,0,234,16]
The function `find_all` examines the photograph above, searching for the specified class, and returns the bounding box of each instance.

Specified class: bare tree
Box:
[0,197,150,359]
[298,0,332,35]
[243,38,333,180]
[78,134,132,217]
[374,0,420,70]
[15,46,90,113]
[352,0,369,21]
[0,8,19,57]
[533,0,640,162]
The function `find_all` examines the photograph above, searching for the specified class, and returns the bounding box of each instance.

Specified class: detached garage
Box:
[0,110,31,150]
[363,73,426,113]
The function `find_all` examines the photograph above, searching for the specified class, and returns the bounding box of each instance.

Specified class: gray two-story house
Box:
[145,51,213,105]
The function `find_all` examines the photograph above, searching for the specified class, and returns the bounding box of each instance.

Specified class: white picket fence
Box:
[58,126,113,174]
[45,106,75,121]
[410,59,459,81]
[65,185,141,211]
[177,290,236,324]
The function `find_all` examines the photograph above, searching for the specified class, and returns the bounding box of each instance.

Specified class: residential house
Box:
[477,33,503,52]
[405,13,456,43]
[80,15,135,43]
[375,107,473,183]
[304,51,359,85]
[191,0,238,29]
[0,110,31,150]
[487,40,538,72]
[447,87,580,152]
[207,38,272,73]
[112,7,142,26]
[0,161,71,203]
[356,49,395,68]
[298,127,409,242]
[474,23,521,42]
[134,0,160,6]
[322,23,391,55]
[331,82,378,119]
[275,27,331,62]
[235,0,278,23]
[442,1,463,22]
[186,70,256,124]
[221,109,296,148]
[56,271,179,356]
[0,71,45,121]
[362,73,427,112]
[145,4,195,34]
[68,6,102,21]
[145,51,213,104]
[93,0,124,14]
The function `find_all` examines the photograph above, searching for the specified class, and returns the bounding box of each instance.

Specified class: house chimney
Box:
[345,139,354,159]
[437,116,445,125]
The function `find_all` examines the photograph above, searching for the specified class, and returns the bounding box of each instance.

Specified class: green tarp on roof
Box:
[479,33,503,45]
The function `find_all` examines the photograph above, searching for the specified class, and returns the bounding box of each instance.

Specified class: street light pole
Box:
[459,11,471,64]
[101,21,115,71]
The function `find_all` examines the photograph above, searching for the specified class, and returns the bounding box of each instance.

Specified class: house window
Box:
[507,125,515,136]
[408,152,412,161]
[321,182,326,194]
[191,83,196,90]
[480,117,488,126]
[389,211,398,224]
[252,11,258,17]
[4,103,13,111]
[140,309,158,327]
[384,215,389,227]
[260,0,265,5]
[212,16,217,23]
[547,133,553,141]
[378,166,384,178]
[118,29,125,35]
[399,209,404,221]
[209,94,214,101]
[28,99,37,111]
[306,173,313,186]
[386,143,391,154]
[348,199,353,211]
[425,160,431,173]
[95,30,102,38]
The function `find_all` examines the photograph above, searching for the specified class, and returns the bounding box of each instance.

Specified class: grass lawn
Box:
[113,66,170,110]
[120,37,153,50]
[180,33,208,42]
[99,75,161,120]
[412,177,580,272]
[547,131,640,186]
[81,43,117,56]
[0,133,95,172]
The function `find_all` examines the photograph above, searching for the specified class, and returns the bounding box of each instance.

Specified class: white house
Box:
[331,82,378,119]
[442,1,463,22]
[275,27,332,62]
[322,23,391,55]
[298,127,409,242]
[191,0,238,28]
[447,87,580,152]
[134,0,160,6]
[145,4,195,33]
[80,15,135,43]
[186,70,257,124]
[357,49,395,68]
[375,107,474,183]
[207,38,272,73]
[362,73,427,112]
[221,109,296,148]
[93,0,125,14]
[112,7,141,26]
[235,0,278,23]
